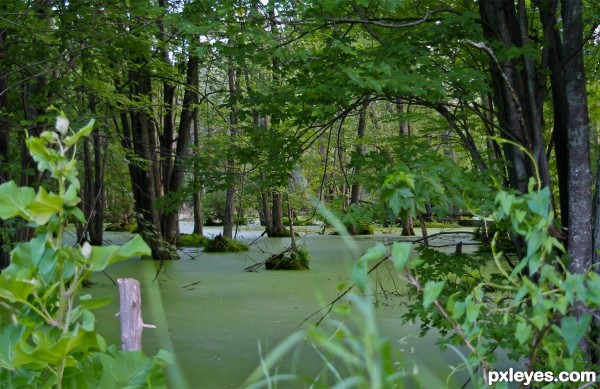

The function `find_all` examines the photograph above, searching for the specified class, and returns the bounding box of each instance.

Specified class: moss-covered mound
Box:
[332,221,375,236]
[265,247,310,270]
[204,235,249,252]
[267,228,300,238]
[178,233,210,247]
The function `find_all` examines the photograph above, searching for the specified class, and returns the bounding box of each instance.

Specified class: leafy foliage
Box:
[349,176,599,386]
[0,116,168,388]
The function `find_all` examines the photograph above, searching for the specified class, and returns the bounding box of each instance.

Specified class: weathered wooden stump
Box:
[118,278,155,351]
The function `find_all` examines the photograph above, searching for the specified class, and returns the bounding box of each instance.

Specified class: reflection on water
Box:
[89,226,520,388]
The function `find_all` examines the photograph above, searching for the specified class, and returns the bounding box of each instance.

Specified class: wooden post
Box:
[118,278,153,351]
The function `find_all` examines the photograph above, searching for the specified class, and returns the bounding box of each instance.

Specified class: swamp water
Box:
[88,226,522,388]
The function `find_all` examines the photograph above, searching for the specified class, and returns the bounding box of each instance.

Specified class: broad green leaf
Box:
[63,119,95,147]
[560,314,592,355]
[390,242,411,271]
[352,260,368,291]
[0,324,20,369]
[0,181,35,220]
[117,234,151,260]
[465,299,480,324]
[359,243,386,263]
[0,277,37,304]
[12,328,103,368]
[515,320,532,345]
[27,187,63,225]
[79,294,113,311]
[423,281,444,309]
[87,235,150,271]
[63,184,80,207]
[25,136,61,174]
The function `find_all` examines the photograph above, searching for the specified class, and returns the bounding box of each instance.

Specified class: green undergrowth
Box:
[178,233,209,247]
[203,235,249,252]
[265,246,310,270]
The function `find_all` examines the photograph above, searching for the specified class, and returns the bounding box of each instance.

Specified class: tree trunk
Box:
[272,192,285,235]
[348,101,368,235]
[0,24,11,268]
[223,66,238,239]
[192,110,203,235]
[479,0,550,193]
[537,0,570,226]
[401,215,415,236]
[162,54,199,245]
[80,95,105,246]
[125,63,172,261]
[561,0,592,274]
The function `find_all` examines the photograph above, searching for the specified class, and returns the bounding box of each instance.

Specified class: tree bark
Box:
[125,62,172,261]
[223,66,238,239]
[479,0,551,193]
[561,0,592,274]
[348,101,368,235]
[192,110,203,235]
[163,54,199,245]
[272,191,285,235]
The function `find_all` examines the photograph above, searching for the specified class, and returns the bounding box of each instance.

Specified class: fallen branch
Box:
[181,281,202,288]
[298,255,389,328]
[299,231,483,326]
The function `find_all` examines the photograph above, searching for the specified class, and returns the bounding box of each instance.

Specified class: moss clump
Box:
[178,233,210,247]
[204,234,249,252]
[332,221,375,236]
[265,246,310,270]
[105,223,137,232]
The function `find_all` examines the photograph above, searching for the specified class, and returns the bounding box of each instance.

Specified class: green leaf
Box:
[79,294,113,311]
[12,327,103,368]
[27,187,63,225]
[0,277,37,304]
[87,235,150,271]
[360,243,387,263]
[63,119,95,147]
[117,235,152,260]
[0,181,35,220]
[465,299,480,324]
[390,242,411,271]
[515,320,532,345]
[422,281,444,309]
[560,314,592,355]
[352,260,368,291]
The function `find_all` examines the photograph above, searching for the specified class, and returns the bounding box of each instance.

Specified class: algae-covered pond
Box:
[87,226,521,388]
